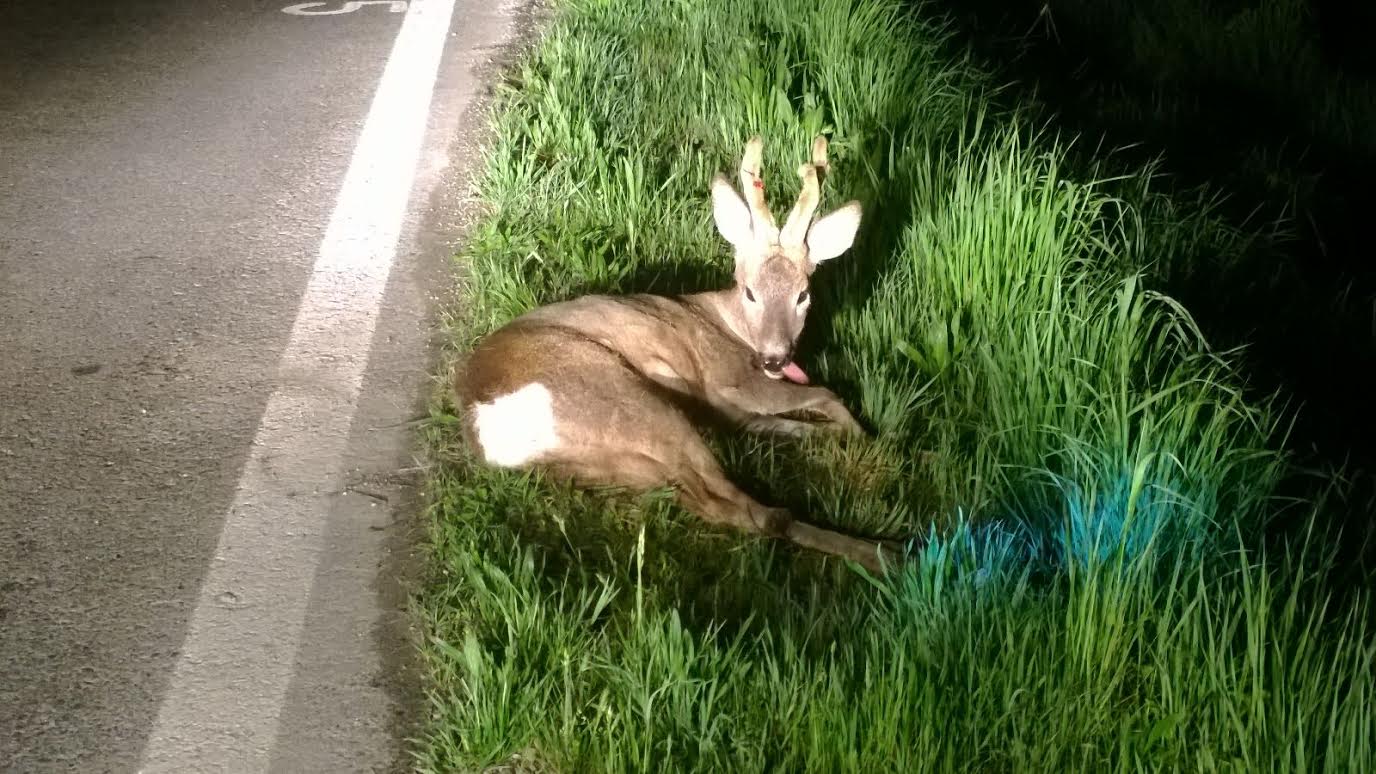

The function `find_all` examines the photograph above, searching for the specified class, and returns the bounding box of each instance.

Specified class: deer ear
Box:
[806,201,862,265]
[711,174,754,248]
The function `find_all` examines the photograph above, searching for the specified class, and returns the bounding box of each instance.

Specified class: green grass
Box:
[926,0,1376,495]
[415,0,1376,770]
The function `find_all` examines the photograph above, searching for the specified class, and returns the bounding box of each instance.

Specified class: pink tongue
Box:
[781,361,810,384]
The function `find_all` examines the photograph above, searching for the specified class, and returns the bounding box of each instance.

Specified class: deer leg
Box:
[671,440,893,573]
[553,436,892,571]
[783,521,895,574]
[802,390,865,435]
[718,383,865,436]
[742,415,816,438]
[671,443,790,536]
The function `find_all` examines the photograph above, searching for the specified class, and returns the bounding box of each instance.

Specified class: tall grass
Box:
[417,0,1376,770]
[926,0,1376,524]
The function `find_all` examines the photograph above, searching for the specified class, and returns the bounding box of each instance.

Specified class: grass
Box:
[415,0,1376,770]
[925,0,1376,534]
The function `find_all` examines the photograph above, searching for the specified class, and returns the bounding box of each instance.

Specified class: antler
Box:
[811,133,829,187]
[737,136,779,243]
[780,135,829,247]
[731,135,832,248]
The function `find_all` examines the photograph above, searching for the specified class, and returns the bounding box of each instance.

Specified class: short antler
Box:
[780,136,829,247]
[737,136,779,243]
[810,134,829,187]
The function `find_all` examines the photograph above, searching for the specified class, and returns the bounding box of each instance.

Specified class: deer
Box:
[454,136,895,573]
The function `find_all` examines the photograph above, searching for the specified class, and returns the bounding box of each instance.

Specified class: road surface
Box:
[0,0,517,769]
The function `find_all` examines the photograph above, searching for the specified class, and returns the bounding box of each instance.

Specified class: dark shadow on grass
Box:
[912,0,1376,570]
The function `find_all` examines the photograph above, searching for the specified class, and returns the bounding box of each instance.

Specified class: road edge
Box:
[376,0,547,769]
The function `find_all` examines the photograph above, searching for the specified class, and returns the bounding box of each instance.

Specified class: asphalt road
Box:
[0,0,515,769]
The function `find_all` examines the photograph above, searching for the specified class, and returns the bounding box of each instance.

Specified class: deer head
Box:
[710,135,863,382]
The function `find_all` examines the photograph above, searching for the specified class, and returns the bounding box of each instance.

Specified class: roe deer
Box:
[455,136,893,572]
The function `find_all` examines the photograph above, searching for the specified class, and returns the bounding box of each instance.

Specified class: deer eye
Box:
[745,287,756,303]
[797,290,810,305]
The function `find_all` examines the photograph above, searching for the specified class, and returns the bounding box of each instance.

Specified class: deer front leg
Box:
[715,380,865,436]
[742,415,816,437]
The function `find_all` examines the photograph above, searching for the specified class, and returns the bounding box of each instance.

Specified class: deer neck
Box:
[687,287,752,349]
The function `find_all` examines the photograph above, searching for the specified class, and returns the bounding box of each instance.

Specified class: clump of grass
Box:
[416,0,1376,770]
[420,459,1374,770]
[928,0,1376,530]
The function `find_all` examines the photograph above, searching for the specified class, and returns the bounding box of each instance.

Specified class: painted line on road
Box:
[283,1,409,15]
[139,0,457,769]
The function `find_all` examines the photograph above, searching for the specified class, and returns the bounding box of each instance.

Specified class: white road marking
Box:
[473,383,560,466]
[138,0,456,769]
[283,0,408,15]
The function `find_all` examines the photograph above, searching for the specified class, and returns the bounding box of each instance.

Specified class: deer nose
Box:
[762,355,789,372]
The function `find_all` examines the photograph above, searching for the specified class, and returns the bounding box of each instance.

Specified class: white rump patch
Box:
[473,382,560,467]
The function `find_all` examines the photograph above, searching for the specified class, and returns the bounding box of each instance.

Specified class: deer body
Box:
[456,137,891,571]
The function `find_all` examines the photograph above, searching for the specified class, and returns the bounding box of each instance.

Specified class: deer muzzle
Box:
[761,354,810,385]
[762,354,790,373]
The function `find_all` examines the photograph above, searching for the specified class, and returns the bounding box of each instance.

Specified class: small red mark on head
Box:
[753,179,765,190]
